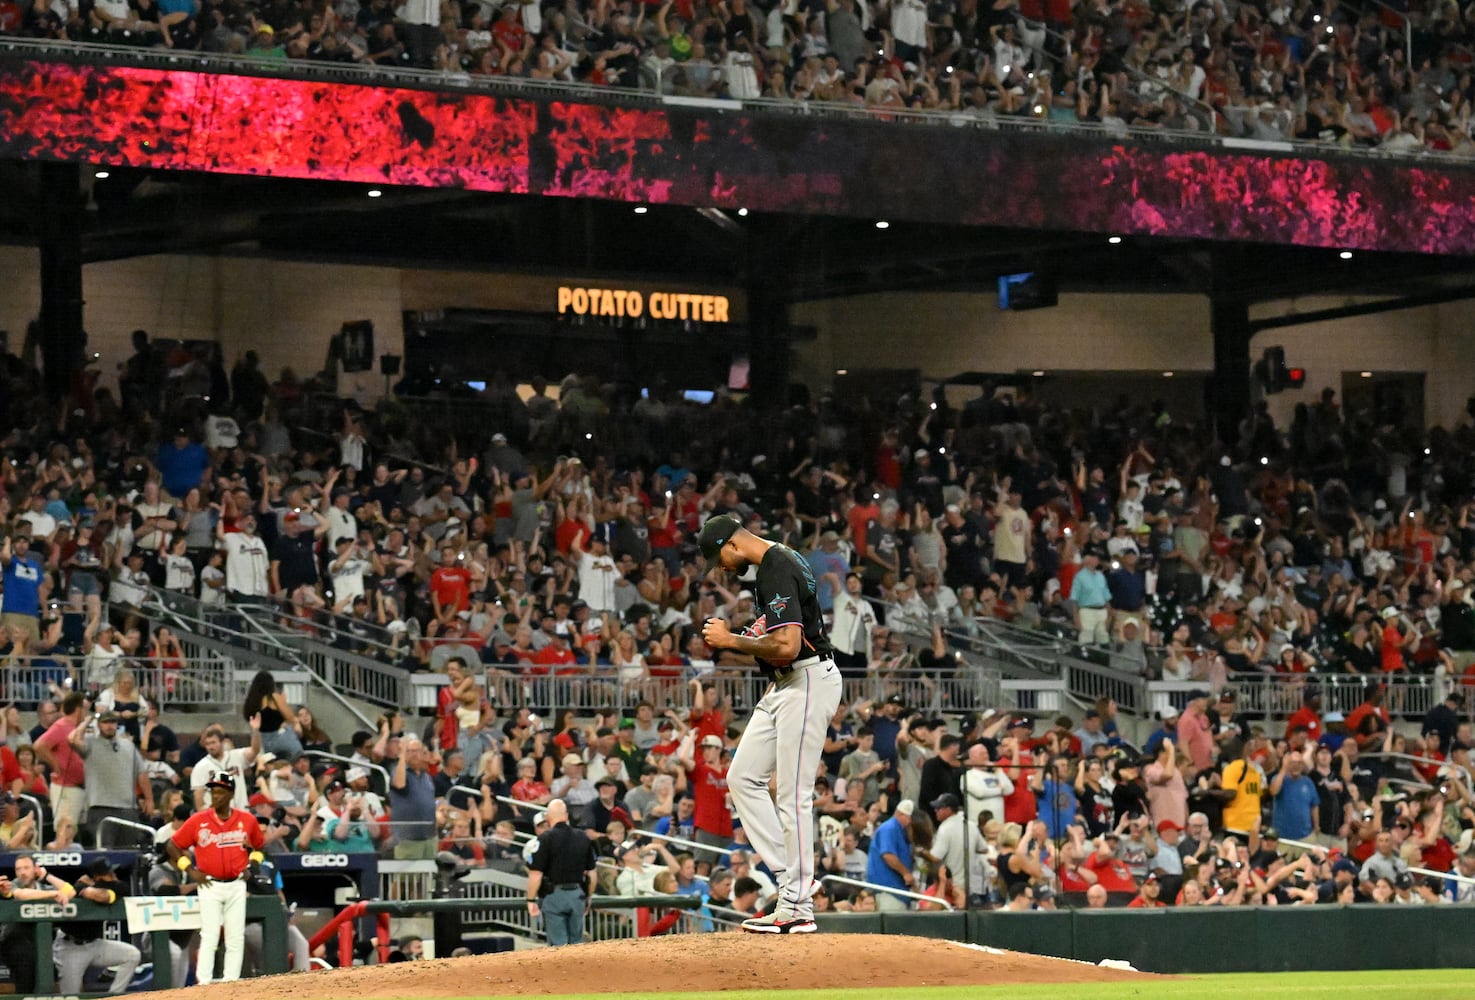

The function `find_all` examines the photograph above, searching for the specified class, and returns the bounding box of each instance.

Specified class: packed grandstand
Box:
[0,328,1472,980]
[4,0,1475,151]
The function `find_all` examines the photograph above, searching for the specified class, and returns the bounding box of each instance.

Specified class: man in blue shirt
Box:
[863,695,906,767]
[1142,706,1180,757]
[0,534,45,641]
[155,428,212,499]
[1070,550,1111,645]
[1033,756,1080,839]
[805,531,850,614]
[1107,550,1147,614]
[1269,753,1320,841]
[864,799,915,911]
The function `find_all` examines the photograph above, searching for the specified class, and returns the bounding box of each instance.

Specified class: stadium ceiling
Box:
[5,163,1475,312]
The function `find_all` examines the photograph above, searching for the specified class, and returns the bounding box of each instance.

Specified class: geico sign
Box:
[32,853,83,866]
[20,902,77,919]
[299,854,350,868]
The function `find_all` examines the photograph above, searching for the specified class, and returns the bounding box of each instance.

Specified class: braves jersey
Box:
[172,807,265,880]
[748,543,832,676]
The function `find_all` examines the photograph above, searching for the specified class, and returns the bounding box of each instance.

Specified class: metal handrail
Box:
[94,816,158,850]
[1024,15,1219,131]
[1364,751,1474,785]
[254,596,403,658]
[127,591,377,729]
[819,873,954,910]
[490,795,733,858]
[1277,835,1475,887]
[446,786,483,812]
[17,793,46,846]
[302,750,391,792]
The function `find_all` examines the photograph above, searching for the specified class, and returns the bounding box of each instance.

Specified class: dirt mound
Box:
[148,934,1151,998]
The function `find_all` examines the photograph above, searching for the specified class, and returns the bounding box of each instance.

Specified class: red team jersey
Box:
[689,758,733,838]
[172,807,265,880]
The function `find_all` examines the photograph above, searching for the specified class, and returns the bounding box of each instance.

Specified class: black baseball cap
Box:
[698,514,742,561]
[86,857,118,878]
[205,772,235,791]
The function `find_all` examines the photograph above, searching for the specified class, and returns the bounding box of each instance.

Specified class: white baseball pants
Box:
[729,658,842,920]
[196,876,248,984]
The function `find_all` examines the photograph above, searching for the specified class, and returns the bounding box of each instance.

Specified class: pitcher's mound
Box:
[151,934,1152,999]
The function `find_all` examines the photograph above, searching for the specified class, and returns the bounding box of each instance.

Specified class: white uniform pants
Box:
[728,658,842,920]
[196,876,248,984]
[53,934,141,994]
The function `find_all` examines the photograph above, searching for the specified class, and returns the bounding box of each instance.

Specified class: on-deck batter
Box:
[699,513,842,935]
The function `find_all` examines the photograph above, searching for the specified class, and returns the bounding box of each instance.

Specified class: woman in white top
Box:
[612,630,651,704]
[83,621,125,690]
[95,667,149,744]
[162,533,196,594]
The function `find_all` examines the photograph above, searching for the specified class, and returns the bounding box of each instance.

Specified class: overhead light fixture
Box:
[1108,235,1123,245]
[1339,250,1353,260]
[367,189,383,198]
[94,170,110,180]
[1360,371,1372,378]
[1162,371,1174,377]
[835,368,848,375]
[875,220,890,230]
[1032,370,1045,377]
[737,208,748,217]
[634,206,648,215]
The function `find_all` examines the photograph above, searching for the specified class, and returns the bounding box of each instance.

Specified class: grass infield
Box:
[435,969,1475,1000]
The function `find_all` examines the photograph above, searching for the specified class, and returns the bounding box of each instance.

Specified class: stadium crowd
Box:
[2,328,1475,951]
[5,0,1475,152]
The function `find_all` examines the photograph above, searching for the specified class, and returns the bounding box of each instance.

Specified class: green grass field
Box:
[429,969,1475,1000]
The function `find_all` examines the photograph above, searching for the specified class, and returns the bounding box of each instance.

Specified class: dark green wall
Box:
[815,906,1475,973]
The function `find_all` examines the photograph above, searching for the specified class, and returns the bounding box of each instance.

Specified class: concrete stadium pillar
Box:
[745,214,791,407]
[1209,294,1251,446]
[37,161,85,406]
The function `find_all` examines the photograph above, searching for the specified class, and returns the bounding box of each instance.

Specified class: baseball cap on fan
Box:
[698,514,743,561]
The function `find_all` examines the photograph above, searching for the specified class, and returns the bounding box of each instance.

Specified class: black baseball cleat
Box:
[741,912,817,934]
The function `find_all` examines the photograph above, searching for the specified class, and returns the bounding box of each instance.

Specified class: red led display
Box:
[2,58,1475,254]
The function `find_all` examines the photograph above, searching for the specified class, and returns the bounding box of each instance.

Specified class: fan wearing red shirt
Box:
[511,758,552,808]
[1380,611,1413,673]
[166,773,265,984]
[683,735,733,874]
[1127,873,1168,907]
[1286,691,1323,742]
[688,680,729,742]
[1345,683,1391,745]
[491,5,525,54]
[0,743,22,793]
[1082,835,1139,893]
[429,546,473,624]
[533,633,583,676]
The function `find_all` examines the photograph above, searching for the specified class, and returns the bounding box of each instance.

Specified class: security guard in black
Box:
[526,799,598,946]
